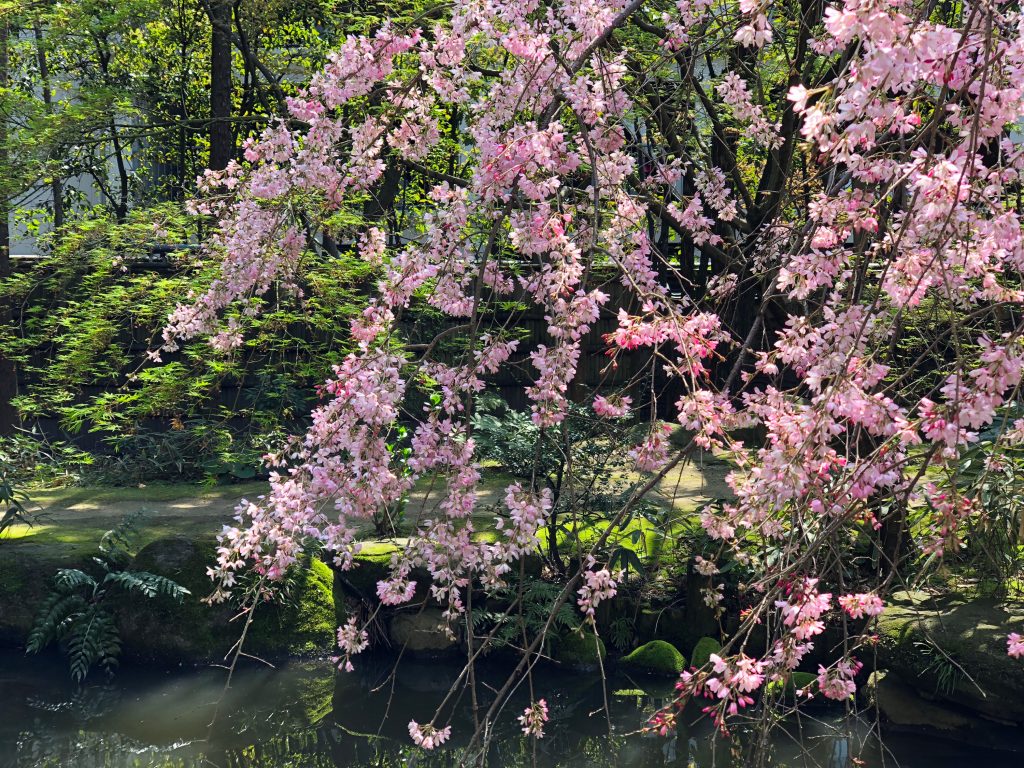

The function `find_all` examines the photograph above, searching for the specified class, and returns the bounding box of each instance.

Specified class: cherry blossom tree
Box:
[162,0,1024,755]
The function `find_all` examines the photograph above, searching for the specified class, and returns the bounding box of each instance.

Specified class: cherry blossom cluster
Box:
[678,652,766,730]
[735,0,772,48]
[715,73,781,149]
[593,394,632,419]
[775,578,831,643]
[816,658,862,701]
[334,616,370,672]
[837,593,885,620]
[577,560,619,619]
[1009,633,1024,659]
[408,721,452,750]
[518,699,550,738]
[676,578,871,726]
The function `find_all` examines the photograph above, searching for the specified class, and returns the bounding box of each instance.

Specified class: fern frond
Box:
[53,568,97,593]
[104,570,190,600]
[29,512,184,682]
[65,606,119,682]
[98,510,146,564]
[27,593,86,653]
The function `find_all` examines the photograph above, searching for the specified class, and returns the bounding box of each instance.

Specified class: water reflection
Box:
[0,651,1018,768]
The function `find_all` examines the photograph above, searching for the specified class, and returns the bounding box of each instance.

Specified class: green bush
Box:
[0,205,375,485]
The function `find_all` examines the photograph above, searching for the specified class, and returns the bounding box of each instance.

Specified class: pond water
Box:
[0,650,1018,768]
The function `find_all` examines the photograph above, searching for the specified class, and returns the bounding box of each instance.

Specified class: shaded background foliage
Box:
[0,0,422,482]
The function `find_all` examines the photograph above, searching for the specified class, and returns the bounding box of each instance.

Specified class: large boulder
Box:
[0,550,70,646]
[876,590,1024,724]
[336,542,399,600]
[389,608,458,655]
[336,540,436,605]
[121,535,340,663]
[863,671,972,731]
[862,670,1024,752]
[635,606,691,650]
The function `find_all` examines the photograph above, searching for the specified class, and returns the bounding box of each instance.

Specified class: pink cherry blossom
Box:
[408,721,452,750]
[578,561,618,618]
[838,593,885,620]
[593,394,632,418]
[1009,633,1024,659]
[518,699,550,737]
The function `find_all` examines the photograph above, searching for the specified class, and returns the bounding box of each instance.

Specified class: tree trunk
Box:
[0,20,20,435]
[207,0,233,170]
[33,24,63,230]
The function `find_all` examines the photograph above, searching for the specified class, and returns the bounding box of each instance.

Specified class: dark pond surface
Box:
[0,650,1019,768]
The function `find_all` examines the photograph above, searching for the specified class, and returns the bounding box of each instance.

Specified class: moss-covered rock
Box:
[336,540,435,605]
[0,551,62,645]
[554,628,607,671]
[689,636,721,669]
[876,590,1024,724]
[621,640,685,676]
[634,606,689,650]
[860,670,1024,751]
[247,556,339,658]
[121,535,341,663]
[118,534,232,662]
[338,542,398,600]
[863,671,970,730]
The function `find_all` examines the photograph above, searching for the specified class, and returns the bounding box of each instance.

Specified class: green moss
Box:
[0,522,57,540]
[621,640,686,676]
[3,524,111,556]
[0,552,50,640]
[554,628,607,671]
[690,636,722,669]
[248,556,340,657]
[293,666,336,726]
[0,546,99,642]
[357,541,401,559]
[339,542,399,599]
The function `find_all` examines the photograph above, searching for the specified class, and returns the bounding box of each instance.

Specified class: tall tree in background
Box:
[206,0,233,170]
[0,0,386,463]
[0,15,17,435]
[31,24,62,231]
